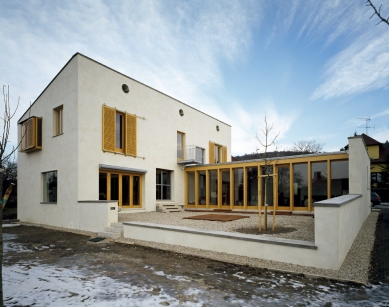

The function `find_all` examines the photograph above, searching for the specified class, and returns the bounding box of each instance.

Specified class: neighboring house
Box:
[17,53,231,231]
[360,134,388,187]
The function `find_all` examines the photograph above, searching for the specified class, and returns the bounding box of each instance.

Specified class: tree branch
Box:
[366,0,389,26]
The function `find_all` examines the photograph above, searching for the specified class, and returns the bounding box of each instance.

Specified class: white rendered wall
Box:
[76,54,231,211]
[18,56,80,229]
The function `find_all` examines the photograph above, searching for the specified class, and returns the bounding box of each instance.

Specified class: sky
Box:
[1,0,389,156]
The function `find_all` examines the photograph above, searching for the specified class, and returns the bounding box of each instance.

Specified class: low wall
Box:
[123,194,369,270]
[78,200,118,232]
[313,194,369,269]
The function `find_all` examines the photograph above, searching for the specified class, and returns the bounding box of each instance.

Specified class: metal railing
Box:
[177,145,204,164]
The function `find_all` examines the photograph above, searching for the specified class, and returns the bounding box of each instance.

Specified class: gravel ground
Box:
[117,211,380,284]
[119,211,315,241]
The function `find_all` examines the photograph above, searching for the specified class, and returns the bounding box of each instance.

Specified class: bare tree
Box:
[0,85,20,307]
[366,0,389,26]
[256,115,280,231]
[291,140,324,154]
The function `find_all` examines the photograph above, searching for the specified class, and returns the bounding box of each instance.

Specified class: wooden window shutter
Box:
[102,105,116,152]
[24,118,34,150]
[222,146,227,162]
[209,141,215,164]
[125,113,137,156]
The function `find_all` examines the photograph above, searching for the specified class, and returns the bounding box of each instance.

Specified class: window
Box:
[43,171,57,202]
[156,169,171,200]
[54,106,63,136]
[19,117,42,153]
[371,172,382,184]
[102,105,136,156]
[209,141,227,163]
[177,132,185,159]
[99,171,142,207]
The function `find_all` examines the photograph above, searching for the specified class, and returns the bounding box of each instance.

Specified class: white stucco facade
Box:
[17,53,231,232]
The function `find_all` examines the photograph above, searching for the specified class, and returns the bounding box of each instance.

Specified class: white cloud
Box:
[371,108,389,119]
[311,31,389,100]
[0,0,260,151]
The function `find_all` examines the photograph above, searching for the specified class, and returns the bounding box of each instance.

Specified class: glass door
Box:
[99,171,142,208]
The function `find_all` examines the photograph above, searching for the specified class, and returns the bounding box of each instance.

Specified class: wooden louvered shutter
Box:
[209,141,215,164]
[222,146,227,162]
[125,113,137,156]
[24,118,34,150]
[102,105,115,152]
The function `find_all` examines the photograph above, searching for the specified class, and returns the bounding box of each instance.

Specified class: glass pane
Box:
[222,171,230,206]
[278,165,290,206]
[261,166,273,207]
[177,133,183,159]
[187,172,195,204]
[122,175,130,206]
[156,185,161,199]
[312,162,328,202]
[156,169,161,184]
[99,172,107,200]
[116,113,123,149]
[44,171,57,202]
[163,185,171,200]
[234,168,244,206]
[214,146,219,163]
[198,171,206,205]
[293,163,308,207]
[209,170,218,205]
[111,174,119,200]
[247,167,258,206]
[331,160,349,197]
[133,176,140,206]
[162,171,170,185]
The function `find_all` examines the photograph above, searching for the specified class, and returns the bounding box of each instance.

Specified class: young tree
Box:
[0,85,20,306]
[256,115,280,231]
[291,140,324,154]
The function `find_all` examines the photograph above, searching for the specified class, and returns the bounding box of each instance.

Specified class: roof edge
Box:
[18,52,80,123]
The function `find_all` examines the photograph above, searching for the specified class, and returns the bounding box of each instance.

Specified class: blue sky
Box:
[1,0,388,156]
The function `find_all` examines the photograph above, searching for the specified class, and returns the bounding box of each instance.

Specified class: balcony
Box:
[177,145,204,165]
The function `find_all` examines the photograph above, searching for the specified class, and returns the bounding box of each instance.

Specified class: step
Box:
[111,222,123,228]
[105,227,123,234]
[97,232,121,239]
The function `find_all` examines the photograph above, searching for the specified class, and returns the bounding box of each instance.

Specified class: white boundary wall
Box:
[123,137,371,270]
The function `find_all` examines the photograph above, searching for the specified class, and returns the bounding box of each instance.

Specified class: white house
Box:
[17,53,231,232]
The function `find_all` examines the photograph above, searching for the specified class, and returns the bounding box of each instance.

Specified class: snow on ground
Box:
[3,233,389,306]
[3,262,204,307]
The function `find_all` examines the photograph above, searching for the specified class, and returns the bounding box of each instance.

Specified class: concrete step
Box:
[156,202,184,213]
[110,222,123,228]
[105,227,123,234]
[97,232,121,239]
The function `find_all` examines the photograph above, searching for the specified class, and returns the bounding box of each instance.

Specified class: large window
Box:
[278,165,290,206]
[19,117,42,153]
[156,169,171,200]
[221,170,230,206]
[99,171,142,207]
[247,167,258,207]
[43,171,57,202]
[209,170,218,206]
[293,163,308,207]
[102,105,137,156]
[198,170,206,205]
[312,162,328,202]
[187,172,195,205]
[330,160,349,197]
[54,106,63,136]
[234,168,244,206]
